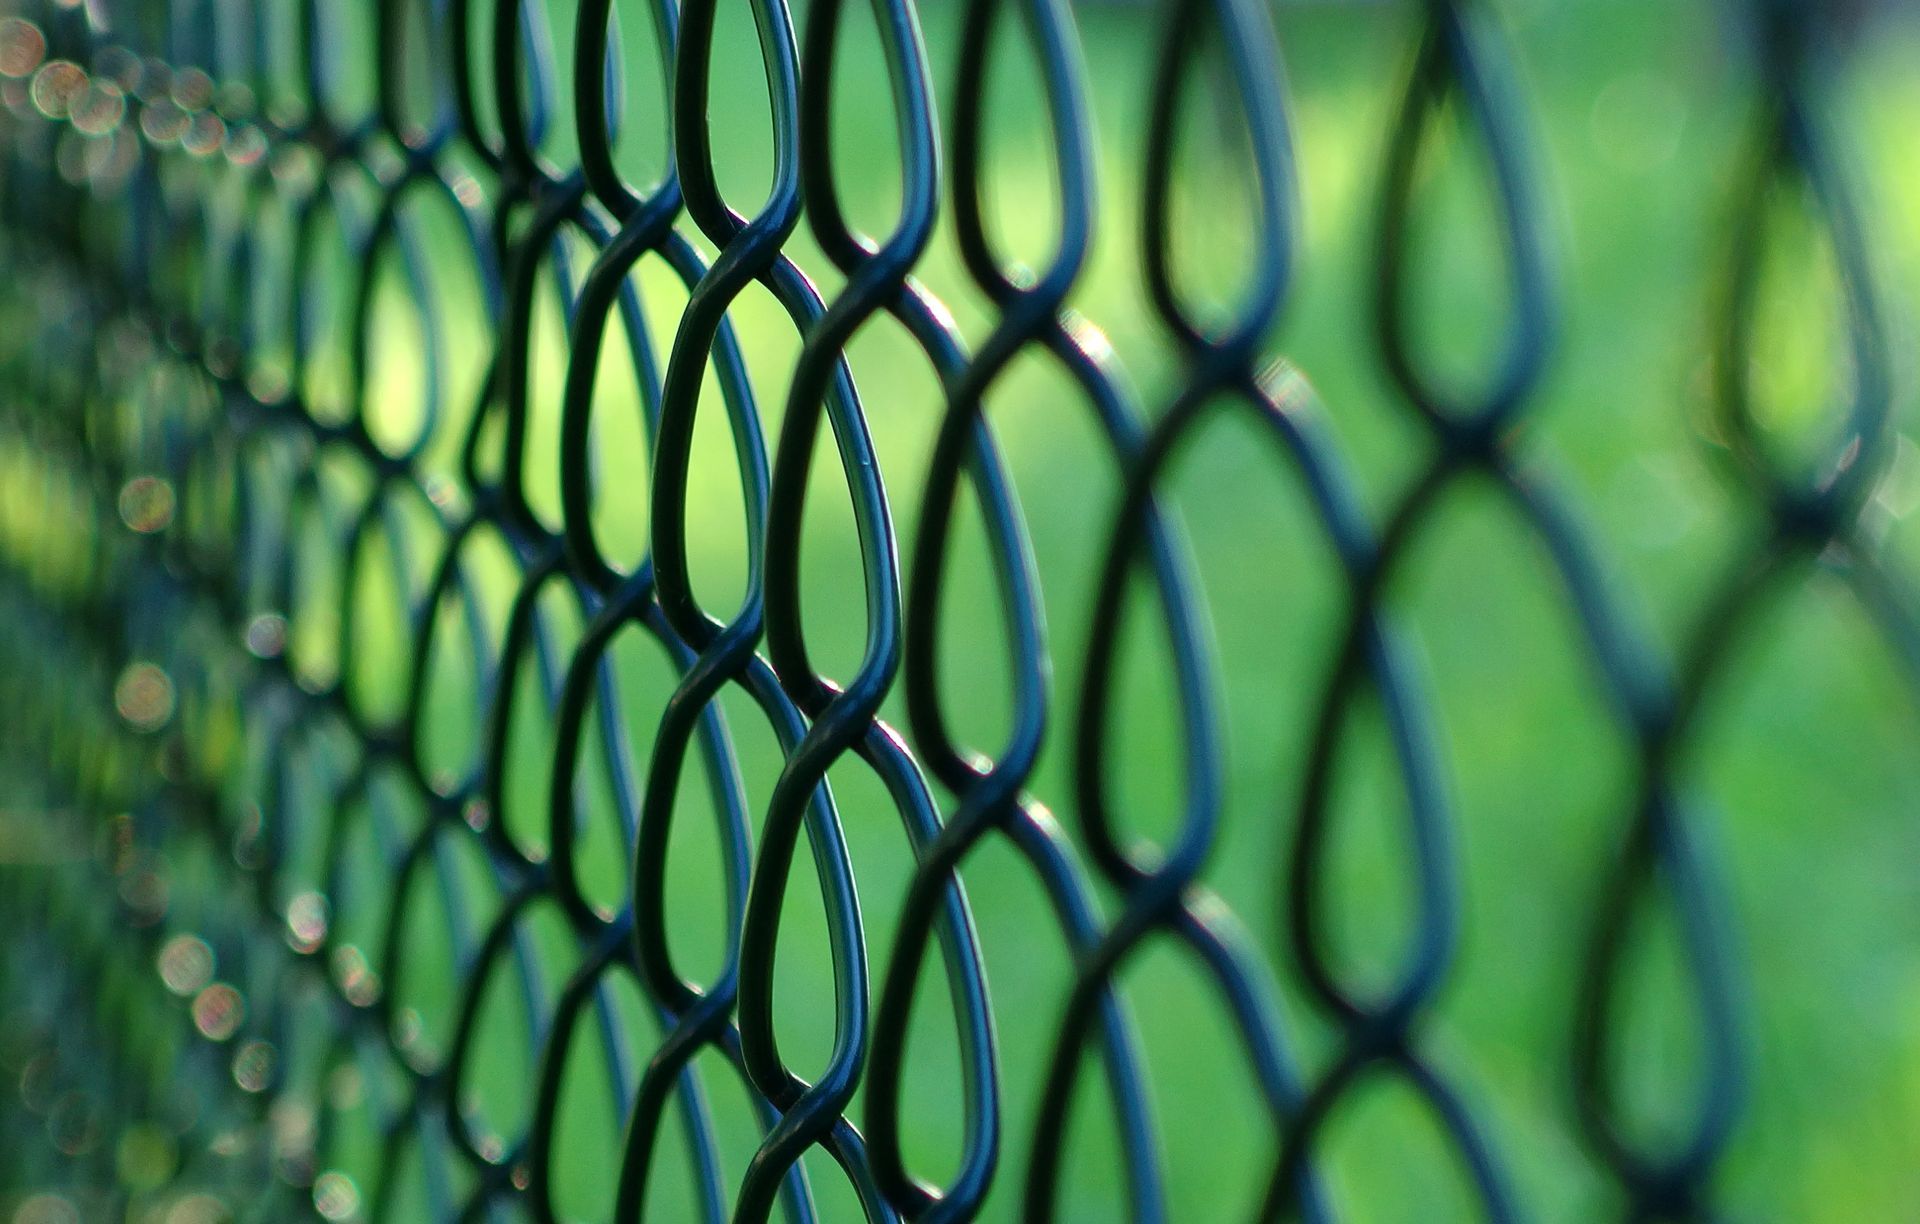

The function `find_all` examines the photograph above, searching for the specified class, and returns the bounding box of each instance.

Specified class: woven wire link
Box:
[1,0,1916,1220]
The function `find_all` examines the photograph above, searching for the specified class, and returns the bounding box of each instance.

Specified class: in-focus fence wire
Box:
[1,0,1917,1220]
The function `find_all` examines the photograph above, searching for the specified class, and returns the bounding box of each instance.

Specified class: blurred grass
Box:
[101,0,1920,1219]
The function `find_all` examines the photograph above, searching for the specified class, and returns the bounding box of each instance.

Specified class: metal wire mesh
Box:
[1,0,1916,1220]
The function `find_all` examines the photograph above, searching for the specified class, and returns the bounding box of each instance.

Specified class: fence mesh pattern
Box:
[2,0,1918,1220]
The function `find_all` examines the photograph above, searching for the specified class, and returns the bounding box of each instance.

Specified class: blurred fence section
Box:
[2,0,1919,1220]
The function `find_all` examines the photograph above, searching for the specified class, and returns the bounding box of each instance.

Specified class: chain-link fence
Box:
[2,0,1918,1220]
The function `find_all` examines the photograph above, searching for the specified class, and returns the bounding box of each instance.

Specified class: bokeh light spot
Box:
[312,1172,360,1221]
[114,662,175,732]
[117,475,175,533]
[285,892,329,953]
[191,983,244,1042]
[157,934,213,996]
